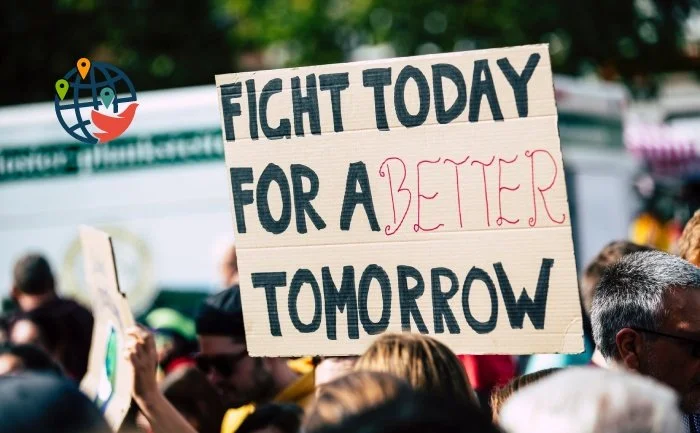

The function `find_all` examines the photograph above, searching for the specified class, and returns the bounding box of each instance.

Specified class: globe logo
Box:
[54,58,138,145]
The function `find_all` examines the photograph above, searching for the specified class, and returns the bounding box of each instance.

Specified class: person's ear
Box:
[10,285,20,301]
[615,328,644,371]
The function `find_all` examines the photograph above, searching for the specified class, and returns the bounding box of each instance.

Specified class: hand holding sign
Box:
[125,327,159,399]
[126,326,199,433]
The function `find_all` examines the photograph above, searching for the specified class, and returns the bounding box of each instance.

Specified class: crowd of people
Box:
[2,210,700,433]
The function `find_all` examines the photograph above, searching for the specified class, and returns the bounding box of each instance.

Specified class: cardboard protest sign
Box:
[79,226,135,432]
[216,44,583,356]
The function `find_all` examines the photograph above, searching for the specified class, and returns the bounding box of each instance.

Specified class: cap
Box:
[195,285,246,338]
[145,308,197,340]
[0,373,111,433]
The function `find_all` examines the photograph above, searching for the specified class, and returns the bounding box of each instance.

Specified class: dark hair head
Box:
[195,286,245,338]
[13,254,55,296]
[313,390,501,433]
[580,241,652,315]
[0,343,63,375]
[0,373,111,433]
[490,368,561,421]
[237,403,302,433]
[10,314,61,355]
[160,367,226,433]
[591,250,700,359]
[9,299,93,382]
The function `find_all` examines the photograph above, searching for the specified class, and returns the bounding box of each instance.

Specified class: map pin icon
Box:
[100,87,115,109]
[77,58,91,79]
[55,79,69,100]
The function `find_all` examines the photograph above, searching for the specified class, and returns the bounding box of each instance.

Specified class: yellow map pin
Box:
[77,58,91,79]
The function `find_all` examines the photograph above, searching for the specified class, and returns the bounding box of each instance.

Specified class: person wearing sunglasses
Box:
[591,250,700,433]
[198,285,316,433]
[128,285,315,433]
[194,284,314,407]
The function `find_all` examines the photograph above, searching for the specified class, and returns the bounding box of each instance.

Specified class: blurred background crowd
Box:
[3,230,700,433]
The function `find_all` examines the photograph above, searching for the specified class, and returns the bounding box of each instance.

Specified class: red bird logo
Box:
[91,103,138,143]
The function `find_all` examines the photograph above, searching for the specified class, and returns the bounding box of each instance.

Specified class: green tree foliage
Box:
[0,0,233,106]
[219,0,699,77]
[1,0,698,106]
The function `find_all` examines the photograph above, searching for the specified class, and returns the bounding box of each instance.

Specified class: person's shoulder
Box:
[58,298,92,314]
[275,366,315,408]
[221,405,256,433]
[33,298,93,322]
[287,357,315,375]
[3,310,23,326]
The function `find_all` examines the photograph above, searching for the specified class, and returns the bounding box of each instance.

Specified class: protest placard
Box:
[216,44,583,356]
[79,226,135,432]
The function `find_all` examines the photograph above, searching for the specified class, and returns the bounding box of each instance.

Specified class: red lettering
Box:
[414,158,444,233]
[443,156,469,228]
[379,157,412,236]
[525,149,566,227]
[496,155,520,226]
[470,156,495,227]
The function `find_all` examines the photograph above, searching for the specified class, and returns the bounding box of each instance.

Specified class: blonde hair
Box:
[354,333,477,406]
[679,210,700,266]
[303,371,409,432]
[490,368,560,422]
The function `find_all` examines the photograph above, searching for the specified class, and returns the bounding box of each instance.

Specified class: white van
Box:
[0,86,233,313]
[0,77,640,314]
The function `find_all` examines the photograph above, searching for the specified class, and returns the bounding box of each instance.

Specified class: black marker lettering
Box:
[252,271,287,337]
[322,266,359,340]
[494,258,553,329]
[319,73,350,132]
[256,163,292,234]
[288,269,322,333]
[397,265,428,333]
[394,66,430,128]
[340,162,380,231]
[362,68,392,131]
[291,164,326,234]
[462,266,499,334]
[245,79,259,139]
[291,74,321,137]
[220,83,242,141]
[469,60,504,122]
[432,64,467,124]
[260,78,292,139]
[229,167,254,234]
[431,267,460,334]
[497,53,541,118]
[358,264,392,334]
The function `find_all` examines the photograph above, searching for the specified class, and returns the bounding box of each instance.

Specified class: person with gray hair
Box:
[499,367,683,433]
[590,250,700,432]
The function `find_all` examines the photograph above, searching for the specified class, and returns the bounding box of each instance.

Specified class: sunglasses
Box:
[194,352,248,377]
[631,327,700,358]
